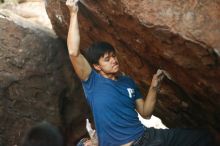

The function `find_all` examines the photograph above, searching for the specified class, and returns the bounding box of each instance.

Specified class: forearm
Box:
[136,69,164,119]
[143,85,158,118]
[67,13,80,56]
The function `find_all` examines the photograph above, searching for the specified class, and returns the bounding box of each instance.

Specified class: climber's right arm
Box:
[66,0,91,81]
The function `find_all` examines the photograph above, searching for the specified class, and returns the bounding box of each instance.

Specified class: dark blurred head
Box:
[21,121,63,146]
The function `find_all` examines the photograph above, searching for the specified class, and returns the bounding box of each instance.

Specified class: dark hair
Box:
[85,41,116,65]
[21,121,63,146]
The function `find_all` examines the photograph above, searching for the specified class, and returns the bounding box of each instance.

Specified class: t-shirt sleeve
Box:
[81,69,97,99]
[134,83,143,100]
[127,77,143,100]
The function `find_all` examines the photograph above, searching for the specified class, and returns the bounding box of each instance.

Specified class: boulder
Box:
[45,0,220,143]
[0,0,52,29]
[0,10,89,146]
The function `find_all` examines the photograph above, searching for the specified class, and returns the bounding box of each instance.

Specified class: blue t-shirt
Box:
[82,70,145,146]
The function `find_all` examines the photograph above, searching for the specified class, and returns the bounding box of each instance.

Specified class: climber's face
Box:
[93,51,119,75]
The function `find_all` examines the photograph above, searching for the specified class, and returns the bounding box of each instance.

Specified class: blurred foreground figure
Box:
[21,121,63,146]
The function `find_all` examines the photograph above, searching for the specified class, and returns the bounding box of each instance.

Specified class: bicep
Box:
[69,53,92,81]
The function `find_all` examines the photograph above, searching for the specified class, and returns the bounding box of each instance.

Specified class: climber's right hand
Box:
[66,0,79,14]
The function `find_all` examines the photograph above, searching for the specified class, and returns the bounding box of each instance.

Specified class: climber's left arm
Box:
[136,69,164,119]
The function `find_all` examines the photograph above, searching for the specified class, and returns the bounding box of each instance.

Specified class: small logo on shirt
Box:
[127,88,135,98]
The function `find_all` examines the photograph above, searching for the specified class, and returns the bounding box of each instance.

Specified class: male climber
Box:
[66,0,214,145]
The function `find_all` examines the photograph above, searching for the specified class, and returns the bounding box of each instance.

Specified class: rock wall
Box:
[45,0,220,141]
[0,10,90,146]
[0,0,52,29]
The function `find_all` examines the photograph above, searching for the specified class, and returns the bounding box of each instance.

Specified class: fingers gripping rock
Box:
[66,0,79,13]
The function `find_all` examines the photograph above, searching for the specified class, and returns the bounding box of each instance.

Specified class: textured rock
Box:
[0,0,52,29]
[45,0,220,144]
[0,10,89,146]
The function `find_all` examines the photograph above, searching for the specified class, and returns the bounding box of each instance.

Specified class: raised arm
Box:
[66,0,91,81]
[136,69,164,119]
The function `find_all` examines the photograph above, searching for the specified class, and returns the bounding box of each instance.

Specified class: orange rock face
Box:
[45,0,220,144]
